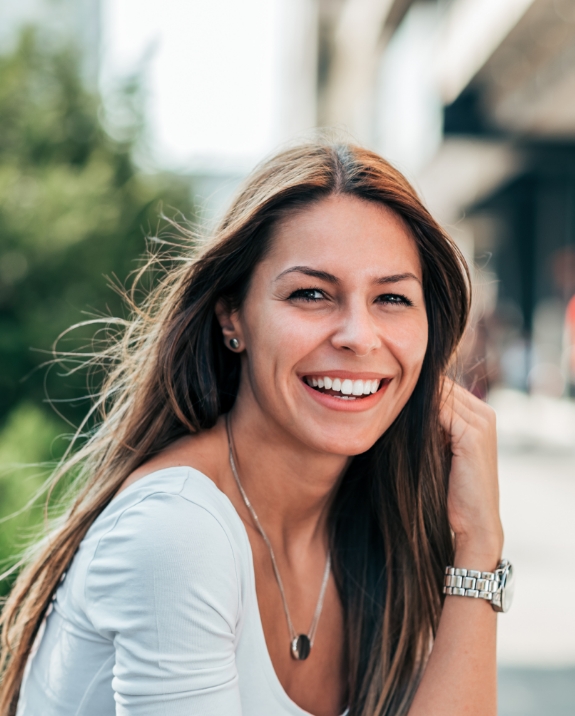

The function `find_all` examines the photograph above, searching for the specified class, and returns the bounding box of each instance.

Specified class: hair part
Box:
[0,140,470,716]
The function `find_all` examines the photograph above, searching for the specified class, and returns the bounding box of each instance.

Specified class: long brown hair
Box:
[0,141,470,715]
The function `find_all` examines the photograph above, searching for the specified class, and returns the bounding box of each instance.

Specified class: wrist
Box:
[454,532,503,572]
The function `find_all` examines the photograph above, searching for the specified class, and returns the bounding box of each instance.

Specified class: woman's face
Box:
[223,194,428,456]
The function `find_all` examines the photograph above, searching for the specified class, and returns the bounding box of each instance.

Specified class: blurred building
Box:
[0,0,101,86]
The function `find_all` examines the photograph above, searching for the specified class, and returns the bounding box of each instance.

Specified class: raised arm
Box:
[408,380,504,716]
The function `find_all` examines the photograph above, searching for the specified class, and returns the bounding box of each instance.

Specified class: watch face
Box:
[501,563,515,613]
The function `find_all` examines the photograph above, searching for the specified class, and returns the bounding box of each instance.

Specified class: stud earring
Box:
[229,338,240,350]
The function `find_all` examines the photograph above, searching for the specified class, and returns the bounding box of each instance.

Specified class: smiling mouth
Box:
[303,376,390,400]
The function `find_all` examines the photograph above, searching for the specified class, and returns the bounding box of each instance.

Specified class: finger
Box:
[439,385,495,440]
[441,394,491,435]
[449,389,495,428]
[440,380,493,423]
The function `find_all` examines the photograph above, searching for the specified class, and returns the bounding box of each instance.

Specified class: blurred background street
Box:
[494,390,575,714]
[1,1,574,713]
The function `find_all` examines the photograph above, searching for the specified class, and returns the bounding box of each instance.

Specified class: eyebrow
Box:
[275,266,421,286]
[375,272,421,286]
[275,266,340,284]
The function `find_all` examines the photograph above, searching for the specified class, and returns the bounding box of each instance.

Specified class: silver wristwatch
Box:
[443,559,514,613]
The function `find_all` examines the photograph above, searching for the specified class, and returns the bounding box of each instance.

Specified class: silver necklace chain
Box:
[226,416,331,659]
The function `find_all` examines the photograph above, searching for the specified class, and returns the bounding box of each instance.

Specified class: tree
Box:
[0,29,195,590]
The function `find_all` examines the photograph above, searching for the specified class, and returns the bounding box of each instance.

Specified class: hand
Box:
[439,379,503,569]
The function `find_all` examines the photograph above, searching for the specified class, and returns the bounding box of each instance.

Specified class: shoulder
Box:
[115,425,228,498]
[100,465,243,546]
[90,466,247,568]
[84,467,249,630]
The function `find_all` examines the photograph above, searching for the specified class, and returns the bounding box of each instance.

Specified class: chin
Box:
[300,423,384,458]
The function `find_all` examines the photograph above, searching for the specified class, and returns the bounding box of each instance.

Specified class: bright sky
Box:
[101,0,282,172]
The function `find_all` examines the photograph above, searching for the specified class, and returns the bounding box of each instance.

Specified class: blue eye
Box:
[377,293,413,307]
[288,288,325,302]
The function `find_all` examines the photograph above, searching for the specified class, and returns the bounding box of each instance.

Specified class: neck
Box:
[227,398,349,559]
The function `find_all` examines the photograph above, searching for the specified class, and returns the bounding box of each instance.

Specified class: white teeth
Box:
[341,379,353,395]
[306,376,384,396]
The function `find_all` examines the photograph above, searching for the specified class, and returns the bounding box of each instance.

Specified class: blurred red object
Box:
[566,295,575,381]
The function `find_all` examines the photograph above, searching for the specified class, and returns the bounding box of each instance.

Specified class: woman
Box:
[0,142,511,716]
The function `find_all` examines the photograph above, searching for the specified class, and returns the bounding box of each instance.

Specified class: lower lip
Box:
[301,379,391,412]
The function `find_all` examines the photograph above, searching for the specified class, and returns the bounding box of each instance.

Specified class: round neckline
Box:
[184,467,349,716]
[185,467,317,716]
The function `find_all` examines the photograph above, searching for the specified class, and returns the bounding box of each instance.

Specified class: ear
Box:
[215,298,244,349]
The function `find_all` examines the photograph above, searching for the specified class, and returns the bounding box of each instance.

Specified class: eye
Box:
[288,288,325,302]
[376,293,414,307]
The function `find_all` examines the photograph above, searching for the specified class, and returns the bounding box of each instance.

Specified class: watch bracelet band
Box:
[443,566,501,602]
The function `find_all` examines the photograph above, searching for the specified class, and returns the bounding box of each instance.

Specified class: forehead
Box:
[265,194,422,280]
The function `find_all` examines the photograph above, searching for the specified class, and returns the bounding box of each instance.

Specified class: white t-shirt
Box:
[17,467,341,716]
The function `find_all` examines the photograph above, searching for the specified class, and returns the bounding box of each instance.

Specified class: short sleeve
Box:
[85,491,243,716]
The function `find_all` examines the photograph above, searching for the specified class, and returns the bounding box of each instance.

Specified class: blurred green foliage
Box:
[0,404,62,573]
[0,29,195,590]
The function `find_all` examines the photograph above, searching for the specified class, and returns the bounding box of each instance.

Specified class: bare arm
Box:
[408,381,503,716]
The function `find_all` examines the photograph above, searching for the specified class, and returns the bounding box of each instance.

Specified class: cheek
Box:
[271,312,324,354]
[241,300,320,377]
[385,315,428,374]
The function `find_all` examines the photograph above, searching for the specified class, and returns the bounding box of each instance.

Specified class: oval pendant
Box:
[291,634,311,660]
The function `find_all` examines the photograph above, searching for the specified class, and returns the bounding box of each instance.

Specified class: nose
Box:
[331,299,381,357]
